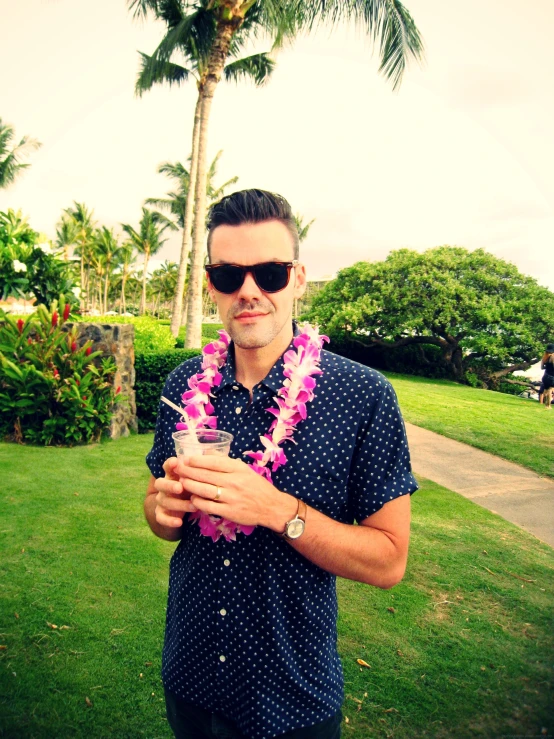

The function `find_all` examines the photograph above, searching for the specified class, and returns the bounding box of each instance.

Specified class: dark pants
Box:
[164,688,342,739]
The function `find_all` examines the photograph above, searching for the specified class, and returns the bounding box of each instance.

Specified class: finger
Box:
[185,454,237,473]
[162,457,180,480]
[156,491,197,513]
[190,494,225,517]
[177,464,229,488]
[181,477,223,500]
[155,505,185,528]
[155,477,184,496]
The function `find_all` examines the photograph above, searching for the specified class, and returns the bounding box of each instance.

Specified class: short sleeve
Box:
[347,378,418,523]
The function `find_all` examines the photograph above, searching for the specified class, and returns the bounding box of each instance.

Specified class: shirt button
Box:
[219,655,226,662]
[232,385,239,391]
[235,407,242,414]
[224,559,231,566]
[220,608,227,616]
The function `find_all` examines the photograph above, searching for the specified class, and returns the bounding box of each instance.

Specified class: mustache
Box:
[228,300,274,319]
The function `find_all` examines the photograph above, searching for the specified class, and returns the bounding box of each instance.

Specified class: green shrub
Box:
[0,209,78,307]
[135,349,201,432]
[0,298,120,445]
[77,315,176,353]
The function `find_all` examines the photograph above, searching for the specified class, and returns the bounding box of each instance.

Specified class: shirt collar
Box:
[214,322,300,395]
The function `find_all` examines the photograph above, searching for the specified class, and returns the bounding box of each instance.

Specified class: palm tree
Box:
[93,226,122,314]
[130,0,424,348]
[122,207,177,315]
[0,119,42,190]
[293,213,315,244]
[114,241,137,314]
[62,202,96,312]
[56,217,80,261]
[130,0,279,346]
[145,150,238,335]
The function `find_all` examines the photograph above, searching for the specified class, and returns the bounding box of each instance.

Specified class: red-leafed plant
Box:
[0,295,122,445]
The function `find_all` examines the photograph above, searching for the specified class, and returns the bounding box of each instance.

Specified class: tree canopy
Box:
[309,246,554,384]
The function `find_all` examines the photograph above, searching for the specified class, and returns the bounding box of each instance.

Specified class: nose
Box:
[235,269,263,301]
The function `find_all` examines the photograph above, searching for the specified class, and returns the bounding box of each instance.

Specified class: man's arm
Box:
[279,494,411,589]
[174,455,412,589]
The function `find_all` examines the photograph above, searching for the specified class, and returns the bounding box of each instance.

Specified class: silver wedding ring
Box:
[214,485,223,501]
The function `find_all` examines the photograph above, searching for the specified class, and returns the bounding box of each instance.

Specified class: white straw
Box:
[161,396,186,418]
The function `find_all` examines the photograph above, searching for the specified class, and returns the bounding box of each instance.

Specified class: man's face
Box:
[207,219,306,350]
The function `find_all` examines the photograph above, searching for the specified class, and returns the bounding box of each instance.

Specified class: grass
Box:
[1,435,552,738]
[385,372,554,479]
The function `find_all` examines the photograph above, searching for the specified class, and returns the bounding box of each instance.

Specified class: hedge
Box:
[135,349,200,433]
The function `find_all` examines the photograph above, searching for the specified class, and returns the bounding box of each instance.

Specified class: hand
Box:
[176,455,297,531]
[154,457,199,528]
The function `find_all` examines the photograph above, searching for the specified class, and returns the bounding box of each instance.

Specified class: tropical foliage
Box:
[309,246,554,385]
[0,118,41,189]
[0,298,119,445]
[0,209,77,308]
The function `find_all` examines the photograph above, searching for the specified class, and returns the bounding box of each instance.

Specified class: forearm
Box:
[144,493,183,542]
[265,494,407,589]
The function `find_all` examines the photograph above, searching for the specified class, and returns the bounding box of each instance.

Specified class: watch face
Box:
[287,519,305,539]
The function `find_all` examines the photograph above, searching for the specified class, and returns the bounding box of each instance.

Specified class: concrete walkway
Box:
[405,423,554,548]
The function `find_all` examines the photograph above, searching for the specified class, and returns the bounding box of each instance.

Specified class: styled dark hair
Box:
[206,189,299,260]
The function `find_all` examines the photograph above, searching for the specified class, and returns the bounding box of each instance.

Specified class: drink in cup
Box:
[172,429,233,458]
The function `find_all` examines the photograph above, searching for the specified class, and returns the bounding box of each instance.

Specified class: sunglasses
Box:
[205,260,298,294]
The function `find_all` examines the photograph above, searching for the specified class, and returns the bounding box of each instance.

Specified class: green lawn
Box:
[1,435,552,738]
[385,372,554,479]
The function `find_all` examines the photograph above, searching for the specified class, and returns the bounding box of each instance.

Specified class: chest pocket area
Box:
[280,470,348,522]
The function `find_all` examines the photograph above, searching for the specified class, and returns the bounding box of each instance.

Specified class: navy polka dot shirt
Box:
[146,332,418,738]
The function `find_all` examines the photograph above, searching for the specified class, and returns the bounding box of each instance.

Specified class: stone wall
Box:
[63,322,137,439]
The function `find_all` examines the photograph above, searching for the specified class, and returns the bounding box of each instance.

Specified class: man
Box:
[145,189,418,739]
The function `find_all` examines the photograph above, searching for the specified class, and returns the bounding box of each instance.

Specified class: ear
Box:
[293,263,307,300]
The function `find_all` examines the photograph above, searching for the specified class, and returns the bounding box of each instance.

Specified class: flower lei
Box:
[172,323,328,543]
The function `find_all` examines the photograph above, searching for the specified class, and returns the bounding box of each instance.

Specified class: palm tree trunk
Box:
[185,22,238,348]
[121,272,127,314]
[80,252,85,311]
[140,252,149,315]
[104,267,110,314]
[170,94,202,340]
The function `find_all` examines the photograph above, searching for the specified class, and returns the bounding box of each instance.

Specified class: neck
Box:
[234,325,294,391]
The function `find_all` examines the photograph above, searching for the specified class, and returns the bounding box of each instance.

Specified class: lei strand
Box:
[172,323,328,543]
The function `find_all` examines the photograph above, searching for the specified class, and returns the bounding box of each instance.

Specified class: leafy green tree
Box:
[309,246,554,385]
[122,208,177,315]
[130,0,424,347]
[0,118,41,189]
[146,150,238,335]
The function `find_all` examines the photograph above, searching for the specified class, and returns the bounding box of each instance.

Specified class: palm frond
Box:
[293,0,424,89]
[223,52,275,86]
[135,52,191,96]
[377,0,424,90]
[127,0,160,21]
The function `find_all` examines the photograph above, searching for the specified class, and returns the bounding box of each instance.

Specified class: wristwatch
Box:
[280,498,307,540]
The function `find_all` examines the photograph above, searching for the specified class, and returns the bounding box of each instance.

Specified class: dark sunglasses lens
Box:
[210,266,245,294]
[254,263,290,292]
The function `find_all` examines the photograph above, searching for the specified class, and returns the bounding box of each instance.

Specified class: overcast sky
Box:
[1,0,553,291]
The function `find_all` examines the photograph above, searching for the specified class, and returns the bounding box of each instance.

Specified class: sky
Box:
[1,0,554,293]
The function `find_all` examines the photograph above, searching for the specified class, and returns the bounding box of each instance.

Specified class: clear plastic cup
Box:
[172,429,233,458]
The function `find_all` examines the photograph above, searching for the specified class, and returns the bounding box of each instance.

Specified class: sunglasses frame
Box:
[205,260,299,294]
